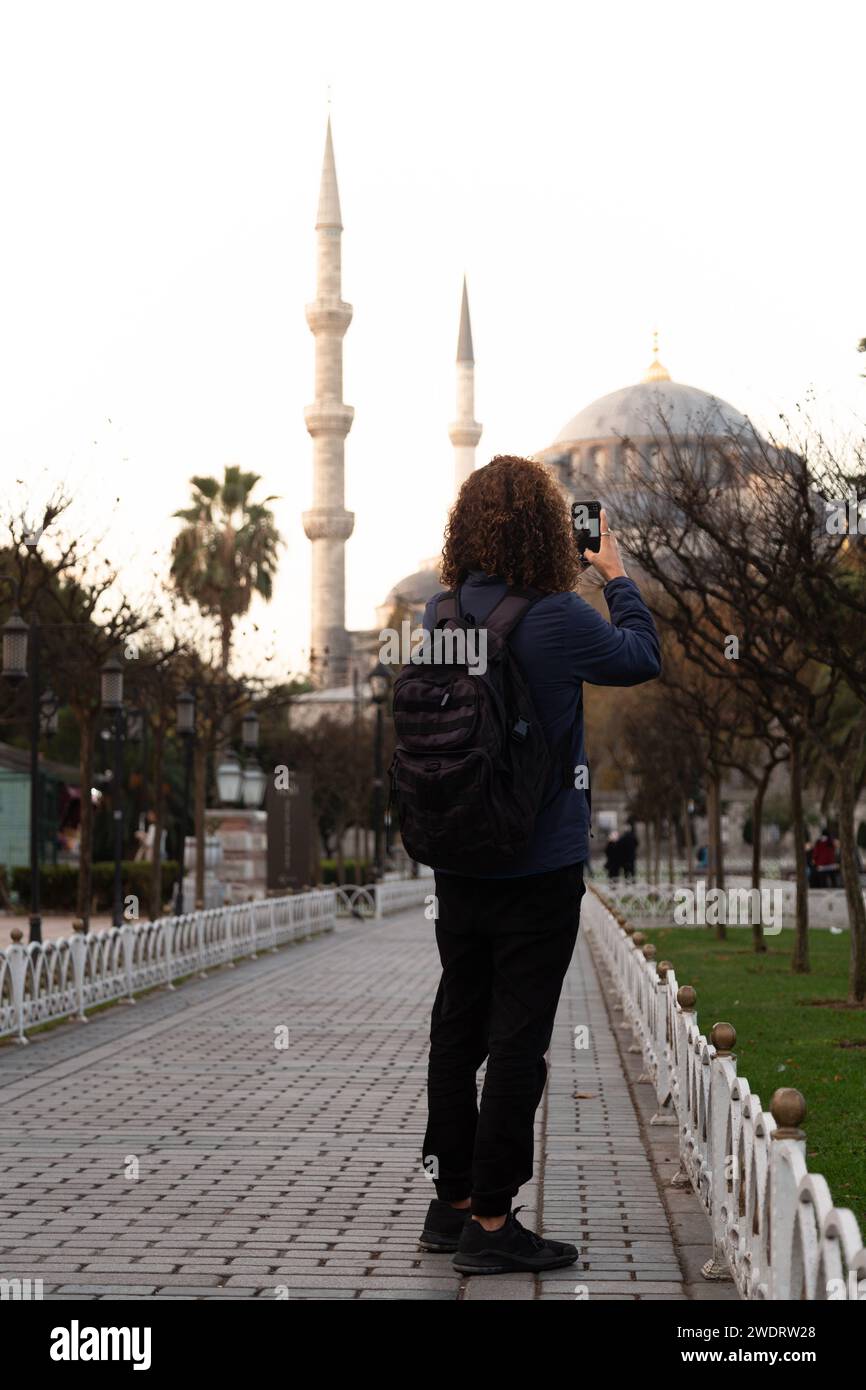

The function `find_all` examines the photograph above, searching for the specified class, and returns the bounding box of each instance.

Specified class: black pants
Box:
[422,861,584,1217]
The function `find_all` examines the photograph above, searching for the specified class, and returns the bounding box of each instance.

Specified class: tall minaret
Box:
[302,117,355,688]
[448,277,482,494]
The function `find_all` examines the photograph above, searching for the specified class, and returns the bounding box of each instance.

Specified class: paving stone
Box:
[0,898,730,1303]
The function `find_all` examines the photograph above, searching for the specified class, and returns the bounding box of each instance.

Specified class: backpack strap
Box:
[433,593,460,627]
[479,586,545,656]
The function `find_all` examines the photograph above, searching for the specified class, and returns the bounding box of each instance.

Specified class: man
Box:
[415,455,660,1274]
[618,820,639,882]
[604,830,622,882]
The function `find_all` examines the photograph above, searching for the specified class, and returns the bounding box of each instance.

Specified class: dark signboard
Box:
[266,766,314,892]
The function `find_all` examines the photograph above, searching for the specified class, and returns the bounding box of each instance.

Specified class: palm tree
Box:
[170,465,281,672]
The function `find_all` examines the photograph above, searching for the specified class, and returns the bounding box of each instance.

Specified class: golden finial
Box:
[642,329,671,383]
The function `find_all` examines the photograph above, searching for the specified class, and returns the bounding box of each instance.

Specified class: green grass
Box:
[637,925,866,1234]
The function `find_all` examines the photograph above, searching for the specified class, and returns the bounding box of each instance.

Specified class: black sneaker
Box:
[451,1205,580,1274]
[418,1197,472,1253]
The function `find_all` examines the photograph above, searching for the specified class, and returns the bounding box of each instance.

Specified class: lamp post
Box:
[240,705,266,809]
[368,661,390,882]
[175,689,195,915]
[216,749,243,806]
[1,608,45,944]
[100,653,125,927]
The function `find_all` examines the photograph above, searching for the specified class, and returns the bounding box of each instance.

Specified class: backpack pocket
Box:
[390,746,504,864]
[392,673,481,752]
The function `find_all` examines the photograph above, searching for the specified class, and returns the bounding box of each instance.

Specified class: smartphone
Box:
[571,500,602,554]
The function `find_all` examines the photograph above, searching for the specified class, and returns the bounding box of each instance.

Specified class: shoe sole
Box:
[452,1251,580,1275]
[418,1232,461,1253]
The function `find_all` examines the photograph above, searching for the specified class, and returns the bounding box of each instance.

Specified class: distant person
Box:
[696,844,708,869]
[618,820,638,882]
[804,838,816,889]
[604,831,621,881]
[811,828,840,888]
[134,811,158,863]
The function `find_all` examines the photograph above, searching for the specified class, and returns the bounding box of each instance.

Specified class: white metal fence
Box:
[600,878,860,929]
[1,871,438,1044]
[583,888,866,1299]
[0,890,336,1045]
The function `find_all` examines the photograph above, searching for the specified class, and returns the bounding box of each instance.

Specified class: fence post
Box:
[670,985,696,1190]
[69,919,89,1023]
[650,961,676,1125]
[7,929,29,1044]
[767,1087,807,1300]
[636,942,656,1080]
[120,920,137,1005]
[702,1022,737,1282]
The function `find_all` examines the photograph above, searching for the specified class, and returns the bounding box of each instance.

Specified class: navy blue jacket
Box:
[421,570,661,877]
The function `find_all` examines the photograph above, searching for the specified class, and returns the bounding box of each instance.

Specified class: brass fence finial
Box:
[677,984,696,1012]
[711,1021,736,1057]
[770,1087,806,1140]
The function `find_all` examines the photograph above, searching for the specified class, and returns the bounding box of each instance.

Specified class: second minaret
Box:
[302,117,355,688]
[448,276,482,494]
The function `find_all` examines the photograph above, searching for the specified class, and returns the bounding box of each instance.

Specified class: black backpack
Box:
[387,584,575,874]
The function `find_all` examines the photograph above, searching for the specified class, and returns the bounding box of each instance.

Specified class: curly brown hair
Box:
[440,455,580,593]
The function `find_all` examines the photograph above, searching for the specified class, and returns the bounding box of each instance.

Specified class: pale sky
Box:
[1,0,864,678]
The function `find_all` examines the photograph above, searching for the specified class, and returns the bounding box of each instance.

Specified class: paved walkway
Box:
[0,900,727,1300]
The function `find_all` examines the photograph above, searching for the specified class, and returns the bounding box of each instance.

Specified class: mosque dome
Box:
[552,338,755,448]
[536,337,763,501]
[553,378,754,448]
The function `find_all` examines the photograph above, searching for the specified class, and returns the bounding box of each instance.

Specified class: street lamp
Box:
[101,653,126,927]
[1,611,28,680]
[175,690,196,915]
[241,760,267,808]
[100,653,124,710]
[216,749,243,806]
[369,661,391,882]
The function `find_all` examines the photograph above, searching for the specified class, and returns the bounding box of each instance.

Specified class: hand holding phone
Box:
[571,502,626,582]
[571,500,602,554]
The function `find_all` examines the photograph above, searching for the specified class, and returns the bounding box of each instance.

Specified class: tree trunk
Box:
[336,825,345,887]
[838,760,866,1004]
[667,816,674,884]
[75,710,96,930]
[149,717,166,921]
[194,738,207,910]
[683,796,693,878]
[789,734,810,974]
[751,768,770,953]
[714,771,725,894]
[707,774,719,889]
[644,819,652,882]
[653,815,662,885]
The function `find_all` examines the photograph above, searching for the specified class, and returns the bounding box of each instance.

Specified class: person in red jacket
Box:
[810,828,840,888]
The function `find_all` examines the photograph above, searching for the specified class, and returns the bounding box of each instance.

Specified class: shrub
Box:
[9,862,180,913]
[319,859,371,886]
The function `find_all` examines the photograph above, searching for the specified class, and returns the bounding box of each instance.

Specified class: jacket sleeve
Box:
[564,577,661,686]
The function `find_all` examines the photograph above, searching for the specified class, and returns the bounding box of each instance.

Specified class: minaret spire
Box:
[302,117,355,688]
[448,276,482,494]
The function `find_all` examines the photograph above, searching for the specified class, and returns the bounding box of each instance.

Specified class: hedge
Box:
[5,861,180,913]
[319,859,371,886]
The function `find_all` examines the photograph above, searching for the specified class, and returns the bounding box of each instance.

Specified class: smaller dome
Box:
[383,565,440,611]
